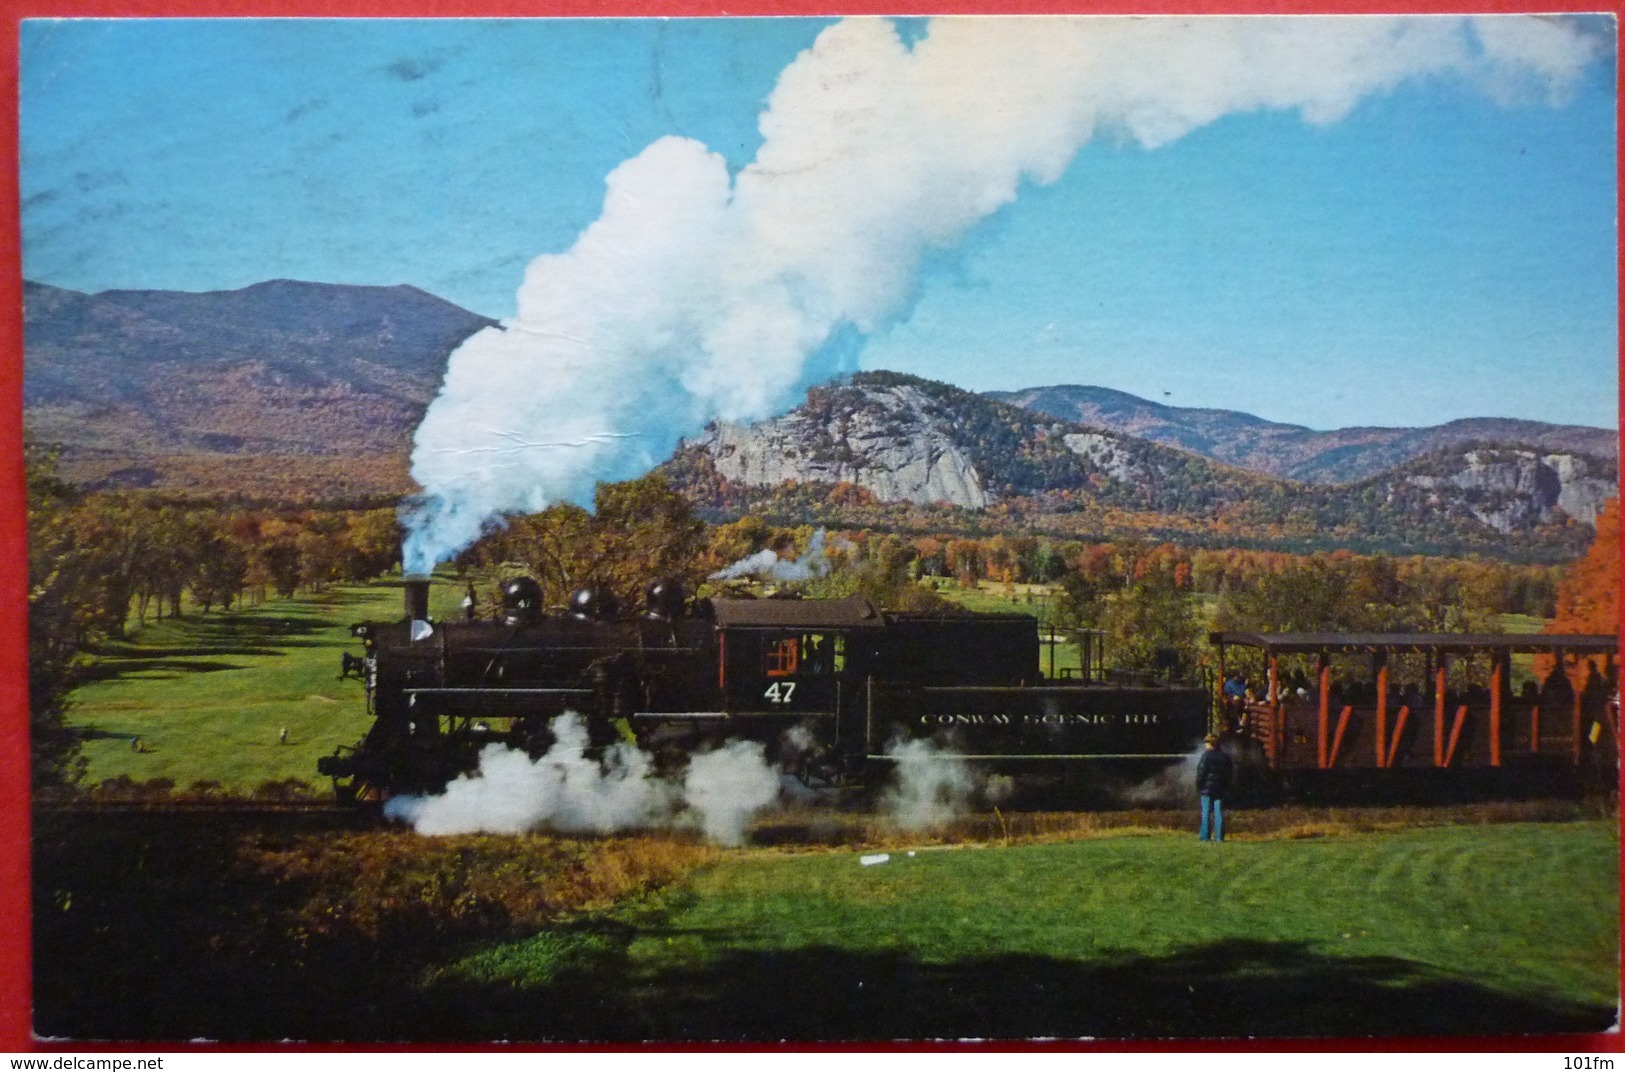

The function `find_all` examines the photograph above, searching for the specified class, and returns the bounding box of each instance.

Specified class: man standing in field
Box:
[1196,734,1234,842]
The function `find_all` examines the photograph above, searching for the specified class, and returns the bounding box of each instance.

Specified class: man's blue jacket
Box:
[1196,747,1235,798]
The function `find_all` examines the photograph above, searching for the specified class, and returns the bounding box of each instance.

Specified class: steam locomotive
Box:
[318,577,1212,801]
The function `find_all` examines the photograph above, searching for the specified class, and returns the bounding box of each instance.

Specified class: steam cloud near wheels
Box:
[382,712,988,844]
[399,15,1603,575]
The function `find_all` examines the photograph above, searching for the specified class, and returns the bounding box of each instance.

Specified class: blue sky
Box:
[19,16,1619,432]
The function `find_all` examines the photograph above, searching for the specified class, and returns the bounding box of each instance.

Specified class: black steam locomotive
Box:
[318,577,1212,801]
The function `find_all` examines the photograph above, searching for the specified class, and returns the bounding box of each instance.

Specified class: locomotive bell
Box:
[501,576,543,625]
[569,585,619,620]
[644,579,686,619]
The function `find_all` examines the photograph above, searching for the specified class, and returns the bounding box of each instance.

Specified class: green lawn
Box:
[426,820,1619,1040]
[64,576,465,790]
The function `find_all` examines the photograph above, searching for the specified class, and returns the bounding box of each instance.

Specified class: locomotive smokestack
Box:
[405,578,431,622]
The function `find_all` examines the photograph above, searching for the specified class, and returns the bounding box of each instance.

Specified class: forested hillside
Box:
[24,278,495,496]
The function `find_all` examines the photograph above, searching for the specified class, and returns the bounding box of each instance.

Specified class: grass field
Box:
[424,820,1619,1040]
[35,808,1618,1041]
[42,575,1612,1042]
[64,576,467,790]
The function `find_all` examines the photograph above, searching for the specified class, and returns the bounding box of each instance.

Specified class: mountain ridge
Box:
[20,279,1617,557]
[23,278,497,494]
[662,370,1613,559]
[987,383,1617,483]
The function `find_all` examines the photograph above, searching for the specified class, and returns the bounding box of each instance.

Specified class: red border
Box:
[2,0,29,1049]
[1,1,1621,1055]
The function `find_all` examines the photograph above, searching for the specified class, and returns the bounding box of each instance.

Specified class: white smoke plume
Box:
[1122,743,1206,807]
[879,736,981,832]
[782,722,817,755]
[401,15,1604,573]
[383,713,782,845]
[681,739,783,846]
[774,721,835,805]
[710,528,832,582]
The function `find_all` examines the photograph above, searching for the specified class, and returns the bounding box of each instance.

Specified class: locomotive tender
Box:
[318,577,1211,800]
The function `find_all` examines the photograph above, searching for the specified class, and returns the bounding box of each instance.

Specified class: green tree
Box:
[1101,570,1203,678]
[590,473,708,604]
[189,514,249,613]
[796,534,949,612]
[25,451,91,789]
[254,521,305,599]
[463,474,706,612]
[295,527,342,593]
[1051,570,1109,643]
[1215,559,1354,634]
[338,509,401,583]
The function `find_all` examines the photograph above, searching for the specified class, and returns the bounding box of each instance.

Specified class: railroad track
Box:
[35,798,371,818]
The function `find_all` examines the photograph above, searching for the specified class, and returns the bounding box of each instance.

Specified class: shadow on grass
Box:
[33,811,1616,1045]
[183,614,334,640]
[77,612,344,686]
[76,658,253,682]
[75,727,142,741]
[415,932,1617,1043]
[85,643,284,659]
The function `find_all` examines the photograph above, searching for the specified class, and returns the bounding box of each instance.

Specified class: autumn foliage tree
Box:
[460,474,707,611]
[1537,497,1618,686]
[1546,498,1619,635]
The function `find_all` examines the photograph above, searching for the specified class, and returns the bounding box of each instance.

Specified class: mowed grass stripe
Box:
[617,823,1617,1014]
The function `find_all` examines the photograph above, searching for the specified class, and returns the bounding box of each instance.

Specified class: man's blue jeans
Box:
[1199,794,1225,841]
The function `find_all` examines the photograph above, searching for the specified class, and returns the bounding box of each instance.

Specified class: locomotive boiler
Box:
[318,577,1212,801]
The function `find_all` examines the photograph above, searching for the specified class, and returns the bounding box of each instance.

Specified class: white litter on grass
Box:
[859,853,891,866]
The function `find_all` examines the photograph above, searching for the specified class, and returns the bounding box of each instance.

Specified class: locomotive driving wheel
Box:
[333,775,380,805]
[791,750,847,791]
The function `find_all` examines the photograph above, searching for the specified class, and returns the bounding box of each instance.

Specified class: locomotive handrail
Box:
[402,687,594,695]
[864,752,1196,761]
[429,645,709,655]
[911,684,1205,696]
[629,711,730,719]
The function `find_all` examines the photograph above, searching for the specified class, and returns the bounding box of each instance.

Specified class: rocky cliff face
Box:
[1060,432,1150,485]
[1401,449,1616,533]
[694,383,991,508]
